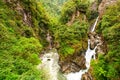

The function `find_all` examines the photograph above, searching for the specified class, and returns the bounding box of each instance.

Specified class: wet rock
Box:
[82,72,92,80]
[88,32,97,50]
[60,51,86,74]
[73,54,86,70]
[88,32,106,54]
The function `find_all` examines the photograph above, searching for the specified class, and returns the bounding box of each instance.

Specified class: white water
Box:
[65,39,97,80]
[38,17,99,80]
[37,50,60,80]
[91,16,99,32]
[65,17,99,80]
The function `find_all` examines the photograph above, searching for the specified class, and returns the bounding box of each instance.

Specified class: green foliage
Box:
[39,0,68,18]
[0,53,43,80]
[91,55,107,80]
[19,68,45,80]
[98,1,120,42]
[61,0,76,23]
[92,1,120,79]
[60,0,89,23]
[60,42,75,56]
[0,36,43,79]
[22,0,50,28]
[92,54,119,80]
[3,0,120,79]
[0,0,46,80]
[11,37,42,64]
[53,20,88,56]
[74,0,88,13]
[86,10,98,21]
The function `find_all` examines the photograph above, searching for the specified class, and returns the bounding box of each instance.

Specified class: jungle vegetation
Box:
[0,0,120,80]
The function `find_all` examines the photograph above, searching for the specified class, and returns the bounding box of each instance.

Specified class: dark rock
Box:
[82,72,92,80]
[98,0,117,18]
[88,32,106,54]
[59,51,86,74]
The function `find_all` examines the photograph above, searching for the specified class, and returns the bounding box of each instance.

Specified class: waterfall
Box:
[65,17,99,80]
[91,16,99,32]
[38,17,99,80]
[65,40,98,80]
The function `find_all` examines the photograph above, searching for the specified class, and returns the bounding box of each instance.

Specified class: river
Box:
[65,17,99,80]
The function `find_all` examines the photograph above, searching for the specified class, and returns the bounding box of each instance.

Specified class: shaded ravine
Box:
[65,17,99,80]
[37,17,99,80]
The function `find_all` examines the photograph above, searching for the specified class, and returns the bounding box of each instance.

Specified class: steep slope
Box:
[39,0,68,18]
[0,0,51,79]
[92,1,120,80]
[1,0,120,80]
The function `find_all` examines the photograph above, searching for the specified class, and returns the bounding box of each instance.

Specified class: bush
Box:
[53,20,88,56]
[0,1,45,79]
[92,1,120,79]
[86,10,99,21]
[60,0,76,23]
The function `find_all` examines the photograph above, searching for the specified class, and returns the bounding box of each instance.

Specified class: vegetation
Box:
[0,0,47,79]
[60,0,89,24]
[0,0,120,80]
[53,21,88,56]
[39,0,68,18]
[92,1,120,80]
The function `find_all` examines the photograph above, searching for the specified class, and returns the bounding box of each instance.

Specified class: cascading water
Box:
[91,16,99,32]
[38,17,99,80]
[65,17,99,80]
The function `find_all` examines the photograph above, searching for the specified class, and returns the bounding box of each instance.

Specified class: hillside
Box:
[0,0,120,80]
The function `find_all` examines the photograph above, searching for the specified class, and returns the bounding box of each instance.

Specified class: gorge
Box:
[38,16,101,80]
[0,0,120,80]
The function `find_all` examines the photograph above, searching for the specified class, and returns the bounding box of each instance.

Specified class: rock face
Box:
[90,0,98,11]
[59,51,86,74]
[82,72,92,80]
[59,32,107,79]
[4,0,33,26]
[98,0,117,18]
[37,49,66,80]
[37,0,117,79]
[88,32,107,54]
[37,33,107,80]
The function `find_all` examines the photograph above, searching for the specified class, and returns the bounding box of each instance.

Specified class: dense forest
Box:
[0,0,120,80]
